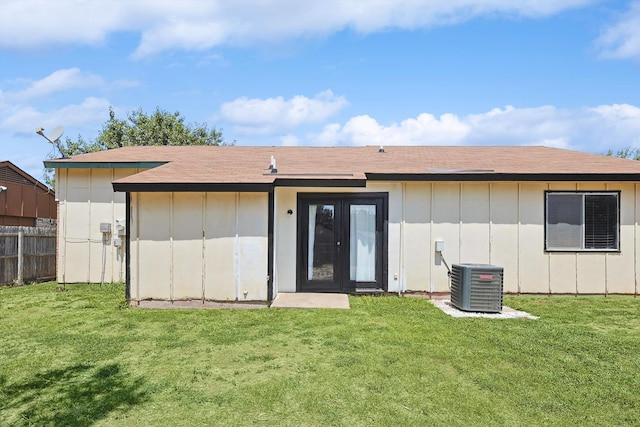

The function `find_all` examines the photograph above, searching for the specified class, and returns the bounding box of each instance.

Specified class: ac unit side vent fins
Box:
[450,264,503,313]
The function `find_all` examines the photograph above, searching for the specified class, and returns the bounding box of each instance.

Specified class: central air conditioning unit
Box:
[450,264,503,313]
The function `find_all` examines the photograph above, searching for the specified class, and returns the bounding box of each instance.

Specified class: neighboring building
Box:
[0,160,56,226]
[45,146,640,300]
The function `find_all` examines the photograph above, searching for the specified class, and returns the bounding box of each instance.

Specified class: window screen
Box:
[546,192,619,251]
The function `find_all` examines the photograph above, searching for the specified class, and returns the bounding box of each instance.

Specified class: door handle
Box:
[336,241,341,246]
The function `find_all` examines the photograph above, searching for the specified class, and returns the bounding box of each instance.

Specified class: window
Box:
[545,192,619,251]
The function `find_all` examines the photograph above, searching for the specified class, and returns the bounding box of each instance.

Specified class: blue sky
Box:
[1,0,639,182]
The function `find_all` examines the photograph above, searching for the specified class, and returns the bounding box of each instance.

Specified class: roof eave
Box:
[273,178,367,187]
[43,161,168,169]
[112,182,274,193]
[365,173,640,182]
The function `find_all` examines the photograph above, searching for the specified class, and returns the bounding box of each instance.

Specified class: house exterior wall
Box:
[274,181,639,295]
[55,166,638,297]
[129,191,268,301]
[55,168,136,283]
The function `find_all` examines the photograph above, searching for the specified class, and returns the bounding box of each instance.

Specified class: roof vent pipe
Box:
[269,155,278,173]
[379,146,385,153]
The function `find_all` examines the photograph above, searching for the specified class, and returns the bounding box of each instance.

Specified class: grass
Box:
[1,283,639,426]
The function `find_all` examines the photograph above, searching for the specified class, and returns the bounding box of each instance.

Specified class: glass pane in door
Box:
[349,204,376,282]
[308,204,335,281]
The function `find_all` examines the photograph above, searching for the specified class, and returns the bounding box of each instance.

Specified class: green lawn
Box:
[1,283,639,426]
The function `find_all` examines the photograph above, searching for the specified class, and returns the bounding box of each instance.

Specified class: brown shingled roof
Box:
[45,146,640,189]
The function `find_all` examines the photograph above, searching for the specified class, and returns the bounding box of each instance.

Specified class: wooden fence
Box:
[0,226,56,285]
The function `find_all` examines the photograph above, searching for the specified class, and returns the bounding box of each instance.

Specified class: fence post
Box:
[17,231,24,285]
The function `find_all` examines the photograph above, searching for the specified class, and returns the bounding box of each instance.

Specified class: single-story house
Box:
[44,145,640,301]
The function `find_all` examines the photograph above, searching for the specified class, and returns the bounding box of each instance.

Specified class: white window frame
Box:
[545,191,620,252]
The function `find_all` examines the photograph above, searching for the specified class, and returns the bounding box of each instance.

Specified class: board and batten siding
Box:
[55,168,136,283]
[56,167,638,297]
[273,182,638,295]
[129,191,268,302]
[400,182,639,295]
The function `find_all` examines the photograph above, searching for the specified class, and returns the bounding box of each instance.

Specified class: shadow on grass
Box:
[1,362,148,426]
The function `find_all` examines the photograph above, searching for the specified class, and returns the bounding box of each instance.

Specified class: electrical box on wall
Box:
[114,237,122,247]
[100,223,111,233]
[116,219,126,236]
[435,240,444,252]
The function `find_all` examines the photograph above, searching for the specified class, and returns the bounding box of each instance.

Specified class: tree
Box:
[606,147,640,160]
[46,106,225,186]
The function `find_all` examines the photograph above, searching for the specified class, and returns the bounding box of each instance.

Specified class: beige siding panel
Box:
[607,252,635,294]
[607,184,637,293]
[386,183,403,292]
[403,183,431,292]
[431,183,460,292]
[204,193,237,301]
[274,188,297,293]
[129,193,139,300]
[578,183,607,191]
[137,192,171,300]
[460,183,490,265]
[490,183,519,293]
[518,183,548,293]
[549,253,578,294]
[64,169,91,282]
[637,184,640,295]
[88,169,116,283]
[576,253,606,294]
[172,192,205,299]
[56,168,67,283]
[237,193,269,301]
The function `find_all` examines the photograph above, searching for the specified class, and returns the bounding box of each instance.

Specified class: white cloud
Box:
[596,2,640,61]
[0,68,138,138]
[1,97,110,135]
[7,68,103,102]
[303,104,640,153]
[219,90,348,135]
[0,0,596,58]
[311,113,470,146]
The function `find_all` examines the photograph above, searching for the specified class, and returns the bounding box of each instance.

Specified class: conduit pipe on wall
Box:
[100,231,108,286]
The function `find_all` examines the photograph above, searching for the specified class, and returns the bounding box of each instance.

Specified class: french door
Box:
[297,193,387,292]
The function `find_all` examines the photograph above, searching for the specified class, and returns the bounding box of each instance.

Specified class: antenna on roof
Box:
[36,125,68,158]
[269,155,277,174]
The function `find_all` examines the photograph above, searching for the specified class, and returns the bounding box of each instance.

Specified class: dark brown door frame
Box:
[297,192,388,293]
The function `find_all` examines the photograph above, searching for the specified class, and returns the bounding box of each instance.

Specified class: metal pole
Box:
[17,231,24,285]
